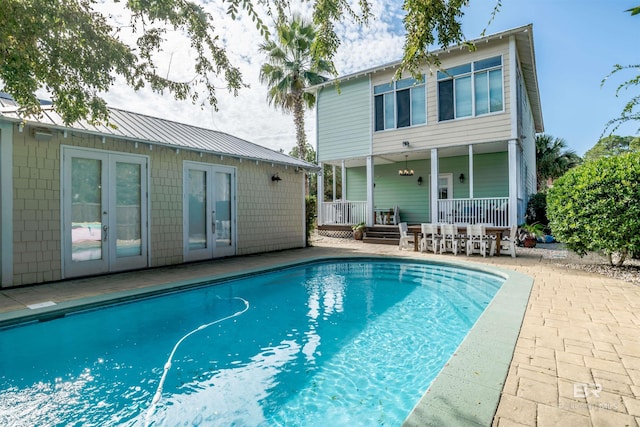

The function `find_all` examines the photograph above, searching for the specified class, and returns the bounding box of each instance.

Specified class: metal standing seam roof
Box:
[0,99,317,170]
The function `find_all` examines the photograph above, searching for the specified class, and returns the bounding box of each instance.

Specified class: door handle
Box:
[211,210,216,234]
[102,224,108,241]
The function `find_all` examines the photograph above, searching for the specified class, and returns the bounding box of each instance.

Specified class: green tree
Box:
[289,142,320,196]
[583,135,640,162]
[259,16,332,161]
[1,0,486,126]
[547,152,640,266]
[0,0,255,125]
[535,134,582,191]
[601,6,640,135]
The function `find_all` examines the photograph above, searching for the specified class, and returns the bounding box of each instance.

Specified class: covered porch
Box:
[317,140,526,229]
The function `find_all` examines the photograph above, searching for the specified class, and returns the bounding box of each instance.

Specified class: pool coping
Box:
[0,255,533,427]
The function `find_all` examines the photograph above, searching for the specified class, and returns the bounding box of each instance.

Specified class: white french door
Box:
[183,162,236,261]
[430,173,453,222]
[62,147,149,278]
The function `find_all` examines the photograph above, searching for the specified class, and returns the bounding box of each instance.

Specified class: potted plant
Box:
[352,222,366,240]
[519,222,545,248]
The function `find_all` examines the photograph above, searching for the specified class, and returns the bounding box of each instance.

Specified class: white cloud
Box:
[92,0,406,155]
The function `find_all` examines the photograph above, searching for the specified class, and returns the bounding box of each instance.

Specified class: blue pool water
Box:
[0,259,503,426]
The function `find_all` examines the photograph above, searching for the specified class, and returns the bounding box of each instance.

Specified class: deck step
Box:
[362,236,399,245]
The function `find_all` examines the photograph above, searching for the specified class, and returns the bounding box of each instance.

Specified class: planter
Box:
[353,229,364,240]
[523,237,537,248]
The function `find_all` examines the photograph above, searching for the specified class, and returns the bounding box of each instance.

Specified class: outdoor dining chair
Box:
[490,224,518,258]
[420,223,440,254]
[398,222,414,251]
[466,223,489,257]
[439,223,463,255]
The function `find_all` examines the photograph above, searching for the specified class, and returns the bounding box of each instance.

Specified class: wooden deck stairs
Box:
[316,224,402,245]
[362,225,400,245]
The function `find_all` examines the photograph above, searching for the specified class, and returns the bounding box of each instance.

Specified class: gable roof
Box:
[0,97,317,170]
[309,24,543,133]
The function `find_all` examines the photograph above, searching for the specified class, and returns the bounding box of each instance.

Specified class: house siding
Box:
[317,78,371,162]
[371,40,512,154]
[8,125,304,287]
[472,152,509,197]
[517,65,538,196]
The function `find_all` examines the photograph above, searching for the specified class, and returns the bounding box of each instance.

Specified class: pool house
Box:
[311,24,543,235]
[0,97,317,287]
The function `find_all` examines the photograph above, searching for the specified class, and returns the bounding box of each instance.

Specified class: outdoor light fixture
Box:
[271,173,282,182]
[402,140,410,148]
[398,155,414,176]
[459,173,465,183]
[417,176,423,185]
[33,128,53,141]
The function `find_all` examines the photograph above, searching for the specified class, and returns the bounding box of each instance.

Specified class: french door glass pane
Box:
[455,75,472,117]
[215,172,232,247]
[188,170,207,250]
[115,162,141,257]
[489,69,503,112]
[475,72,489,115]
[438,177,449,199]
[71,158,102,261]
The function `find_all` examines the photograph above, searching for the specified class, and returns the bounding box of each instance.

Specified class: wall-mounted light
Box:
[271,173,282,182]
[33,128,53,140]
[459,173,465,183]
[402,140,410,148]
[417,176,423,186]
[17,123,24,133]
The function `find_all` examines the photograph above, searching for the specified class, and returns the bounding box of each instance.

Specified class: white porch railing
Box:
[437,197,509,227]
[318,198,510,227]
[319,201,367,225]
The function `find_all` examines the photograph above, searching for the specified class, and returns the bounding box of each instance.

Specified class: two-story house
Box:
[311,24,543,232]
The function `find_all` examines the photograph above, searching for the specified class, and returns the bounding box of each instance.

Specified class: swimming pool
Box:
[0,259,504,426]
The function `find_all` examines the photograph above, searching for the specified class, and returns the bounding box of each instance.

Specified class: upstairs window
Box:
[437,56,503,121]
[374,76,426,131]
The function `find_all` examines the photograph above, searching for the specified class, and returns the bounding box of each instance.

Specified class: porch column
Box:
[317,162,324,225]
[332,164,337,201]
[430,148,439,223]
[508,140,518,227]
[341,160,346,200]
[366,156,375,226]
[0,123,14,286]
[468,145,474,199]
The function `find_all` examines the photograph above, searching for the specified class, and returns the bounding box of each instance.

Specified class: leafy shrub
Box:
[305,195,317,246]
[547,153,640,266]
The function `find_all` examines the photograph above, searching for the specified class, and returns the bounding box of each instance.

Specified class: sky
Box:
[97,0,640,157]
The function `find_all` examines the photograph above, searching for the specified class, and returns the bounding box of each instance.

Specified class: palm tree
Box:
[259,15,333,161]
[535,134,582,191]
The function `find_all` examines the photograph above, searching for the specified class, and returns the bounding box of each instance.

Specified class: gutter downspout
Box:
[508,35,519,227]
